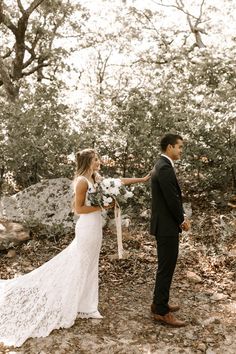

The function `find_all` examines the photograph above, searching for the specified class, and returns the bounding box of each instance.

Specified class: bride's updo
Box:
[75,148,96,176]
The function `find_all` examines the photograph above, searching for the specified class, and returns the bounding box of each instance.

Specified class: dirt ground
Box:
[0,208,235,354]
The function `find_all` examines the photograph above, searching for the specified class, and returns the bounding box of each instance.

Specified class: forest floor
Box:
[0,203,235,354]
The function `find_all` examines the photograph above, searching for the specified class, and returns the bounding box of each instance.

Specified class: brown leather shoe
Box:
[151,303,180,314]
[153,312,186,327]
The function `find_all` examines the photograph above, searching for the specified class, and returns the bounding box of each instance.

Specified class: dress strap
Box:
[86,176,94,185]
[73,176,89,193]
[79,176,95,188]
[80,176,90,184]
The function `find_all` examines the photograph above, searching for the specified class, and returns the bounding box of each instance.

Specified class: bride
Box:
[0,148,150,347]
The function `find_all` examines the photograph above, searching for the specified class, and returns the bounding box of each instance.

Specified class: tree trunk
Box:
[0,58,19,101]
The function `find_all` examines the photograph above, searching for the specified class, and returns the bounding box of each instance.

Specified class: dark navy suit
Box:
[151,155,184,315]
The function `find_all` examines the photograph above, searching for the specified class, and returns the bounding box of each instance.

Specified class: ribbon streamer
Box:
[114,201,123,259]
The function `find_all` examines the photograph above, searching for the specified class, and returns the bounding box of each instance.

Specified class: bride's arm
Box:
[120,173,151,186]
[74,178,101,214]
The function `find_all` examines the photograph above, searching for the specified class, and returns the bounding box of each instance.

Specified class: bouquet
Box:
[88,178,133,208]
[88,177,133,259]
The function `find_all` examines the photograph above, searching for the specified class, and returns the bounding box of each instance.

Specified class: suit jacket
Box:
[150,155,184,237]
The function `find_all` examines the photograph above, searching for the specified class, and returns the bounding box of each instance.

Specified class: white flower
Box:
[102,178,114,187]
[102,196,113,206]
[113,179,122,187]
[109,186,120,196]
[100,178,122,196]
[88,177,133,207]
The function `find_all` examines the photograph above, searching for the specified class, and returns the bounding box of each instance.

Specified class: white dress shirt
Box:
[161,154,175,168]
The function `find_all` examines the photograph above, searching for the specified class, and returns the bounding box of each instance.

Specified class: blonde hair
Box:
[75,148,96,177]
[72,148,97,212]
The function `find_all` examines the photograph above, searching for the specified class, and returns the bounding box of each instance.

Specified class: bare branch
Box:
[195,0,206,26]
[199,0,206,18]
[25,0,45,17]
[57,33,86,39]
[22,62,49,77]
[96,50,112,94]
[151,0,199,20]
[0,1,17,34]
[98,50,112,84]
[23,48,36,69]
[17,0,25,14]
[23,29,42,69]
[152,0,207,48]
[132,58,170,66]
[2,47,14,59]
[134,8,160,38]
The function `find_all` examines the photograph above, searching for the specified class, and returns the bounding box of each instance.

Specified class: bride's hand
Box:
[142,172,152,183]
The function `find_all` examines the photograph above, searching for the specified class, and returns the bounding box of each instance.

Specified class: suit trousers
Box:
[153,235,179,315]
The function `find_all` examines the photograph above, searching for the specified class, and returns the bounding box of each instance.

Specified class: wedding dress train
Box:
[0,179,103,347]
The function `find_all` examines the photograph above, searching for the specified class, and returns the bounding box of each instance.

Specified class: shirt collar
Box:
[161,154,175,168]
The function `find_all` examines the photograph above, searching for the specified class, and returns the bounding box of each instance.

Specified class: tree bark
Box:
[0,0,45,100]
[0,58,19,101]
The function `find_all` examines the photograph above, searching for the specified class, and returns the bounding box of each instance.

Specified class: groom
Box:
[150,133,190,327]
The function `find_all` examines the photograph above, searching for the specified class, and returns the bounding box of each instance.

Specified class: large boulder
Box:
[0,178,75,230]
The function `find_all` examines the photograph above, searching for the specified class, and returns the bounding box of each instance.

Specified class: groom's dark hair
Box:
[160,133,183,152]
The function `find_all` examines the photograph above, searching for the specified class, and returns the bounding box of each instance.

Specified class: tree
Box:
[152,0,208,48]
[0,82,77,191]
[73,0,236,191]
[0,0,89,101]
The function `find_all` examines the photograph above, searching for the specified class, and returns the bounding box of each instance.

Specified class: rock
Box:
[185,331,197,340]
[210,292,228,301]
[231,292,236,300]
[202,317,221,326]
[224,335,234,346]
[197,343,207,351]
[6,249,17,258]
[140,209,151,218]
[0,220,30,250]
[186,271,202,283]
[228,248,236,257]
[122,218,131,228]
[183,202,192,218]
[107,216,131,232]
[0,223,6,231]
[206,348,216,354]
[0,178,74,230]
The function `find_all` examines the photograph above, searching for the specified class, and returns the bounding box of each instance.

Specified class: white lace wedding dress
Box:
[0,178,103,347]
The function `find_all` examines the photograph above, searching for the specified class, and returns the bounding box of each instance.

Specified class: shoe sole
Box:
[151,311,187,328]
[151,314,186,327]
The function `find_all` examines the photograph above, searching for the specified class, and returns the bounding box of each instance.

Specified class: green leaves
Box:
[0,83,76,191]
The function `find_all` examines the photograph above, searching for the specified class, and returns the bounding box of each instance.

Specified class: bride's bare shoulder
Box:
[74,176,88,191]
